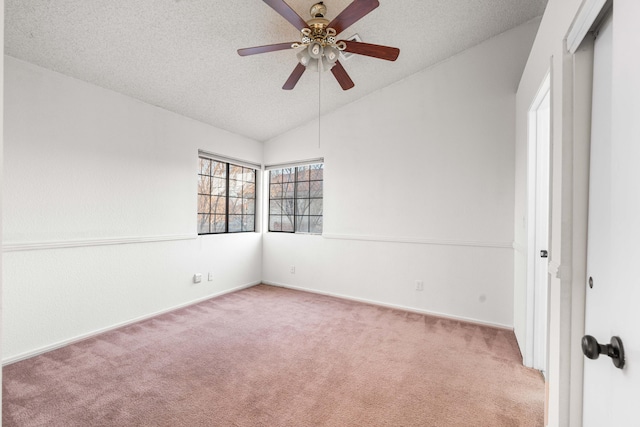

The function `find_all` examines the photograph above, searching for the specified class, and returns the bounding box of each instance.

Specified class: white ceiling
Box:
[5,0,547,142]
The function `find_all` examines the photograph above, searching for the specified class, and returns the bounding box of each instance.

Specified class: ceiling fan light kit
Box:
[237,0,400,91]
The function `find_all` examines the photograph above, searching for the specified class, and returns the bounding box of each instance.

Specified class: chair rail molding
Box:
[322,233,513,249]
[3,233,198,252]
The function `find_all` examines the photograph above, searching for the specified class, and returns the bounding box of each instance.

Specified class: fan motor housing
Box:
[307,1,329,37]
[307,17,329,34]
[310,2,327,18]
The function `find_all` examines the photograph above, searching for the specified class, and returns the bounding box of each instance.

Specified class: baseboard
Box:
[262,281,513,331]
[2,280,261,366]
[5,280,512,365]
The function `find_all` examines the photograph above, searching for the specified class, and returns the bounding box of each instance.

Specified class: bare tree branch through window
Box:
[269,163,323,234]
[198,157,256,234]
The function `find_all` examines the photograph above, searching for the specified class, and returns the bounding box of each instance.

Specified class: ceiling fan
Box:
[238,0,400,91]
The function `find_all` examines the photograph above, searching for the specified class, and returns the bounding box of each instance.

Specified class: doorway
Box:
[526,73,550,375]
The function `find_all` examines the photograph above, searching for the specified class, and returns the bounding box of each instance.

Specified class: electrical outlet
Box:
[290,266,296,274]
[208,272,213,281]
[415,280,424,291]
[193,273,202,283]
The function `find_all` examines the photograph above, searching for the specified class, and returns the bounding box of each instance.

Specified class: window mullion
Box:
[225,163,230,233]
[208,166,213,234]
[239,169,243,232]
[293,167,298,233]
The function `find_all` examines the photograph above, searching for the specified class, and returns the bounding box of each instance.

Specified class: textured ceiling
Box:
[5,0,547,142]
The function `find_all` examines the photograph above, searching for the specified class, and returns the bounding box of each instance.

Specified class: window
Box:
[198,157,256,234]
[269,163,323,234]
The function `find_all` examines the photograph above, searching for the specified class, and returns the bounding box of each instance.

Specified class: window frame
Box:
[198,155,258,235]
[268,162,323,235]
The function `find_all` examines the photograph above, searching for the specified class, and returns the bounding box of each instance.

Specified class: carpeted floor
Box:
[3,284,544,426]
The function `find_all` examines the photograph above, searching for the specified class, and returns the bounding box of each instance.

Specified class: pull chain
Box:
[318,68,321,149]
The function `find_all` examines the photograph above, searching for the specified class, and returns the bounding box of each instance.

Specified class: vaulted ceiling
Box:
[5,0,547,141]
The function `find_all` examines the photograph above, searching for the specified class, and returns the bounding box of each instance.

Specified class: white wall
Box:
[263,20,540,328]
[2,56,263,362]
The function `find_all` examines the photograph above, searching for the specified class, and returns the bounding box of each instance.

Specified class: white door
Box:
[528,81,550,375]
[583,6,640,425]
[533,87,550,375]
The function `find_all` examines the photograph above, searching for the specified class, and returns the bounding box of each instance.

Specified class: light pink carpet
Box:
[3,284,544,426]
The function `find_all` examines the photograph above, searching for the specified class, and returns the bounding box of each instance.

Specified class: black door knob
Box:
[540,250,548,258]
[581,335,625,369]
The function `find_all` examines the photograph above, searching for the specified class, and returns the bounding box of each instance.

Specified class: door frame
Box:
[558,0,611,424]
[525,72,551,373]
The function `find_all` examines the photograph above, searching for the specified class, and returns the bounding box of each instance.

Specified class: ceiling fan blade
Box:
[330,61,355,90]
[342,40,400,61]
[263,0,309,31]
[237,42,296,56]
[328,0,380,35]
[283,63,306,90]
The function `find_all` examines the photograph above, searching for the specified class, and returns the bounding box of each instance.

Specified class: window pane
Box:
[199,158,211,175]
[198,174,211,195]
[211,195,226,215]
[228,179,241,197]
[269,215,282,231]
[212,215,226,233]
[310,180,323,198]
[296,181,309,198]
[296,215,309,233]
[270,183,283,199]
[270,169,283,184]
[297,165,310,181]
[281,215,294,232]
[284,182,295,198]
[228,215,243,232]
[198,195,211,214]
[243,215,255,232]
[296,199,310,216]
[243,182,256,199]
[309,216,323,234]
[282,168,295,183]
[198,214,210,234]
[229,165,242,180]
[244,200,255,215]
[243,168,255,183]
[211,177,226,196]
[309,164,323,180]
[310,199,323,215]
[270,200,282,215]
[229,197,242,215]
[212,161,227,178]
[282,199,295,216]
